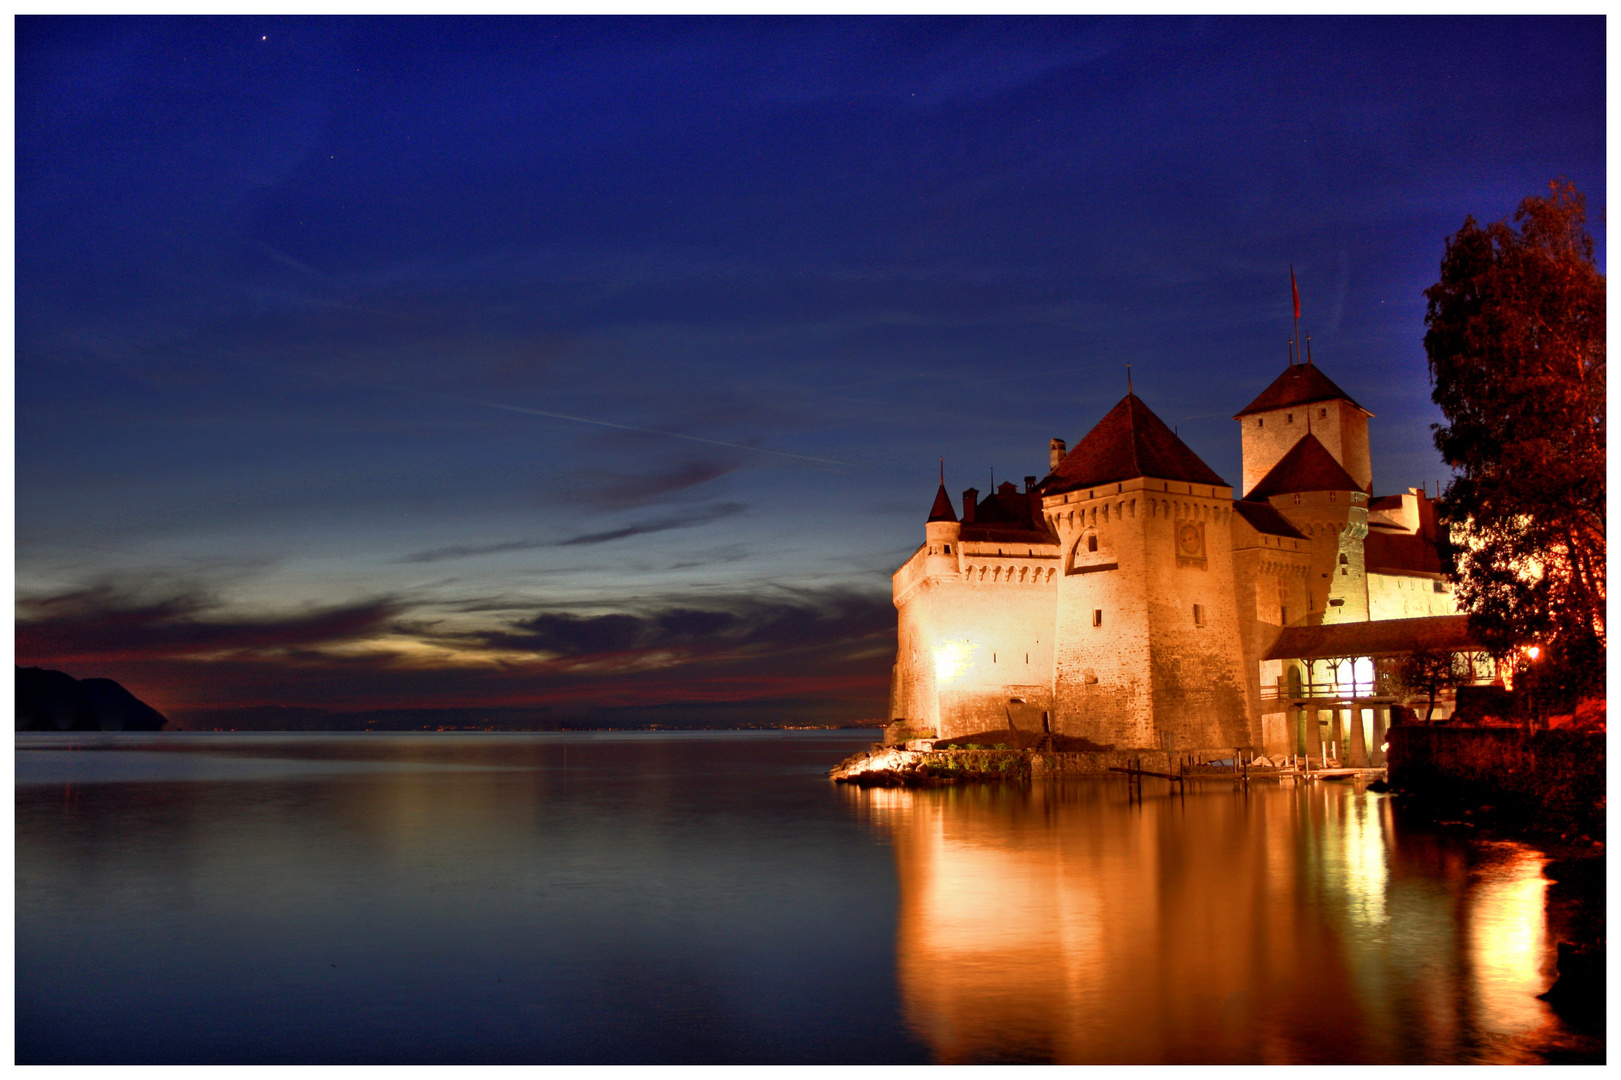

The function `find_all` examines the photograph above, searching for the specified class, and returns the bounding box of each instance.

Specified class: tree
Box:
[1397,647,1469,724]
[1424,180,1605,708]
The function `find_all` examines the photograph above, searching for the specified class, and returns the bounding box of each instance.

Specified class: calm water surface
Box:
[15,732,1595,1063]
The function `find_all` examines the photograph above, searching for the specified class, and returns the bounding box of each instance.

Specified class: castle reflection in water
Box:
[845,779,1565,1065]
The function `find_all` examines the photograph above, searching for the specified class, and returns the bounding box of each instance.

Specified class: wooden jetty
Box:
[1114,751,1387,786]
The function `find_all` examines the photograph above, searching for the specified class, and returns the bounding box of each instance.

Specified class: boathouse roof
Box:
[1265,614,1478,662]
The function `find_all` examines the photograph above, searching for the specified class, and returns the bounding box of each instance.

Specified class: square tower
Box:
[1038,394,1252,751]
[1235,362,1373,497]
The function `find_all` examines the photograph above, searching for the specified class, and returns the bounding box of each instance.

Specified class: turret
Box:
[924,481,961,575]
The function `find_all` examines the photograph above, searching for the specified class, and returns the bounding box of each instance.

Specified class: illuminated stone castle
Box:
[887,358,1461,757]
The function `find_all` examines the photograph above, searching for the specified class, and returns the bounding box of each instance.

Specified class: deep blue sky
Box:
[15,16,1606,722]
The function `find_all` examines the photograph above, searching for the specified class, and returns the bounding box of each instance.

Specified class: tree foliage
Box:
[1396,648,1479,724]
[1424,180,1605,704]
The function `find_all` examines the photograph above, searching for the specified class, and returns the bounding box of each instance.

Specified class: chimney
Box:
[961,488,978,524]
[1049,438,1066,472]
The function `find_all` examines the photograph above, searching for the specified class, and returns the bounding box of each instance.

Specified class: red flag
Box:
[1290,266,1300,320]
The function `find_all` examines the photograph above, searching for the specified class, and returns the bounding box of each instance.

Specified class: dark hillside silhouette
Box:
[16,666,167,731]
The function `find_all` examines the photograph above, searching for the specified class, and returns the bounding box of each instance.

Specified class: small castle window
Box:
[1338,554,1348,565]
[1258,418,1264,428]
[1320,408,1328,419]
[944,545,951,554]
[1281,606,1288,625]
[1434,580,1447,593]
[1287,413,1293,423]
[1329,491,1337,502]
[1340,567,1348,576]
[1088,535,1098,552]
[1293,493,1301,505]
[1092,609,1103,628]
[1193,604,1206,626]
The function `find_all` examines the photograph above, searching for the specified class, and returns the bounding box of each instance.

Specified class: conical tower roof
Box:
[1234,361,1369,418]
[926,482,957,522]
[1042,394,1228,495]
[1244,433,1361,499]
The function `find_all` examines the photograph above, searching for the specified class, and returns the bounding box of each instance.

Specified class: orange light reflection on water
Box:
[855,780,1570,1064]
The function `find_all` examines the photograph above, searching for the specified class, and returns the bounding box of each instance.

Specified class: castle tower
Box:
[1244,434,1371,624]
[1038,394,1251,750]
[1234,362,1373,497]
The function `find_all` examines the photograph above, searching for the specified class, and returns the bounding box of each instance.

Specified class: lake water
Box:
[15,732,1598,1064]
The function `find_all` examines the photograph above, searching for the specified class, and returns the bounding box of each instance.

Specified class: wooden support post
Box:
[1349,705,1369,768]
[1305,705,1323,762]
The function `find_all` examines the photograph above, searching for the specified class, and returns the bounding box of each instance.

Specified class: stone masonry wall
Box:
[1140,489,1250,750]
[1368,572,1459,621]
[1048,482,1154,747]
[890,528,1060,740]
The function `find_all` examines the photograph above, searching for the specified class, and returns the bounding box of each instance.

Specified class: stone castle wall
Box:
[890,523,1060,739]
[1368,573,1458,621]
[1138,490,1250,750]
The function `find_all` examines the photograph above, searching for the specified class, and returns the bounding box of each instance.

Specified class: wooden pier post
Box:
[1349,705,1369,768]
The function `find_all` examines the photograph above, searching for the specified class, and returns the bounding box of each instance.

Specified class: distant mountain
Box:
[15,667,168,732]
[168,700,884,732]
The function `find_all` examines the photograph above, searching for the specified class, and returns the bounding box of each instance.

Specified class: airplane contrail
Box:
[455,398,848,467]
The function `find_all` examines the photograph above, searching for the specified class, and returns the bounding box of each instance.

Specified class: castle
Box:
[887,357,1469,761]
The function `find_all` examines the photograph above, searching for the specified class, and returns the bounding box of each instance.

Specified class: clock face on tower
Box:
[1176,521,1207,568]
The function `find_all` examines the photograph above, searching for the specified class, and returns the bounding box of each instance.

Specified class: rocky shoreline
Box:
[828,743,1322,787]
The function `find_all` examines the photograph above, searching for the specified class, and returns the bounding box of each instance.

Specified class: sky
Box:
[14,16,1606,726]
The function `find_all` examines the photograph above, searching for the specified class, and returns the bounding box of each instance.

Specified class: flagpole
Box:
[1290,265,1301,368]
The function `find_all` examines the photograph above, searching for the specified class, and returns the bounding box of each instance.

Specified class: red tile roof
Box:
[961,482,1057,542]
[1232,499,1307,539]
[927,482,957,522]
[1364,529,1445,576]
[1041,394,1227,495]
[1245,433,1361,499]
[1265,614,1477,661]
[1234,362,1368,418]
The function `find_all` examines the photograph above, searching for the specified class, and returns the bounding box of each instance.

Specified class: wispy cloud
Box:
[16,581,404,664]
[456,398,846,467]
[555,501,746,547]
[14,578,895,720]
[447,587,895,665]
[570,454,744,510]
[400,539,542,564]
